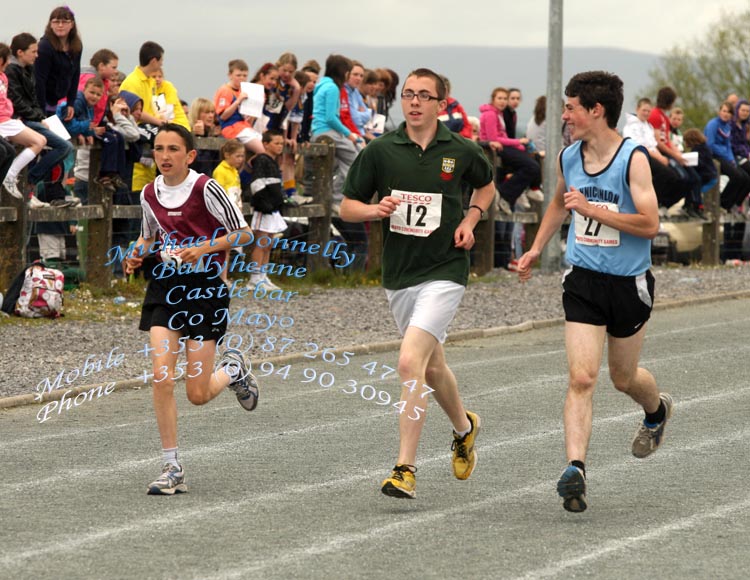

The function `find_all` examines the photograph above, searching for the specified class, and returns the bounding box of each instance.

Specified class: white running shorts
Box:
[385,280,465,343]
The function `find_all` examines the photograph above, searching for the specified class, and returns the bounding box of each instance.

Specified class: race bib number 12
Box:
[389,190,442,237]
[574,202,620,247]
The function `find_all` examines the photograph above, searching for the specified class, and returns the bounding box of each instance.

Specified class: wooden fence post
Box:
[305,139,334,271]
[701,163,721,266]
[0,191,24,291]
[85,146,113,287]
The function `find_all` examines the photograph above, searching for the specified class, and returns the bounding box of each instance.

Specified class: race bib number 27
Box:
[574,202,620,247]
[389,190,442,237]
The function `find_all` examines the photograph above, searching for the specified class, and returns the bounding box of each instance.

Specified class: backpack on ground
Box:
[13,261,65,318]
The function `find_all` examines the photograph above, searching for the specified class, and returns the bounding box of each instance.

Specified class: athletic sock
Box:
[644,400,666,427]
[162,447,179,468]
[454,418,472,438]
[5,148,37,184]
[570,460,586,476]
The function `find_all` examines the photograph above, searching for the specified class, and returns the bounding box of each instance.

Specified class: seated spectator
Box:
[731,99,750,170]
[649,86,702,215]
[346,61,375,140]
[360,69,379,115]
[479,87,541,214]
[215,59,264,155]
[704,101,750,211]
[504,88,522,138]
[623,98,691,215]
[5,33,74,194]
[526,95,547,157]
[109,71,125,97]
[151,68,190,128]
[297,63,319,144]
[188,97,221,175]
[467,116,480,142]
[438,75,471,139]
[58,76,127,193]
[669,107,685,152]
[0,43,48,206]
[189,97,221,137]
[78,48,119,125]
[683,128,718,192]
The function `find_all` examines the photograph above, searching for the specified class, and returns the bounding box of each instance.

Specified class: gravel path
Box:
[2,266,749,399]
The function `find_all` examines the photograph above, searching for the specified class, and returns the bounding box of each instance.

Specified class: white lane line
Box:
[512,497,750,580]
[2,387,749,570]
[0,368,750,493]
[193,426,750,579]
[2,312,745,449]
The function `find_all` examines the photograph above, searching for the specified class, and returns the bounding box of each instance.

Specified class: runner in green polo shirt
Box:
[341,68,495,499]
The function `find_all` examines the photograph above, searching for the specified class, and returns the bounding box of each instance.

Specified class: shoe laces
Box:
[451,434,469,459]
[392,464,416,481]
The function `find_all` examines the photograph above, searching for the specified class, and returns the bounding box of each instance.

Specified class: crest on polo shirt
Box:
[441,158,456,173]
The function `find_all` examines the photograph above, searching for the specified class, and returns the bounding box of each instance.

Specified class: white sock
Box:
[250,272,263,284]
[5,148,37,184]
[454,421,472,438]
[162,447,179,468]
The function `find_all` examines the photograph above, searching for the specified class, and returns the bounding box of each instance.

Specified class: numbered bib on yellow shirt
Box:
[389,190,442,237]
[574,202,620,247]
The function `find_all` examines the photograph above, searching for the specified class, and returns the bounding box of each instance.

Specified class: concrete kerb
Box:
[2,289,749,411]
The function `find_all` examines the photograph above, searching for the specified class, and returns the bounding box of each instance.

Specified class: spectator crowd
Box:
[1,5,748,274]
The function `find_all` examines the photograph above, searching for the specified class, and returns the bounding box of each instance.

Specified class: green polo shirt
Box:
[343,122,493,290]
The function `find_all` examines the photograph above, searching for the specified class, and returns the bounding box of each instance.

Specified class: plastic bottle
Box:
[113,296,126,305]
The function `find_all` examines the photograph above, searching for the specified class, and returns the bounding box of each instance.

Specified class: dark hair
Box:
[385,68,400,103]
[406,68,446,101]
[251,62,278,83]
[0,44,10,65]
[656,86,677,110]
[228,59,248,73]
[44,6,82,53]
[533,95,546,125]
[10,33,37,55]
[324,54,352,88]
[138,41,164,68]
[90,48,118,69]
[509,88,521,96]
[262,129,284,144]
[157,123,194,152]
[565,71,624,129]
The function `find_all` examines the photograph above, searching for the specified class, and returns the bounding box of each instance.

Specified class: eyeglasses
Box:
[401,90,440,102]
[51,19,73,25]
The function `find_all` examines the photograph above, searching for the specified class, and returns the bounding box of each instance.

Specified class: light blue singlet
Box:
[561,138,652,276]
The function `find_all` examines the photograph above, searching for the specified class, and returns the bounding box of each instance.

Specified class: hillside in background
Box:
[111,44,660,131]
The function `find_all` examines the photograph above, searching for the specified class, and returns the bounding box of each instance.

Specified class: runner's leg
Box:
[425,342,471,432]
[564,321,606,462]
[607,325,660,413]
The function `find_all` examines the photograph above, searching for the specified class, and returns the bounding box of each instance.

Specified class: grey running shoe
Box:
[632,393,674,458]
[220,348,259,411]
[557,464,587,513]
[147,463,187,495]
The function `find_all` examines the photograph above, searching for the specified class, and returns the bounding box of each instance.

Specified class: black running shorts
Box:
[562,266,655,338]
[139,272,230,340]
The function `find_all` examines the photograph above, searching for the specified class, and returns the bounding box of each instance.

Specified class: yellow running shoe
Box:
[452,411,481,480]
[381,464,417,499]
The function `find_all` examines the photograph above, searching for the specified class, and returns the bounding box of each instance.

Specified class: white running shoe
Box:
[526,188,544,202]
[258,276,281,291]
[3,177,23,199]
[28,195,50,208]
[515,193,531,211]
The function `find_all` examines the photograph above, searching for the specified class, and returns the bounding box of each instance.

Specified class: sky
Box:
[2,0,747,54]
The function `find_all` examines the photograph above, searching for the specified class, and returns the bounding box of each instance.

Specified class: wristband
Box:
[469,205,485,218]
